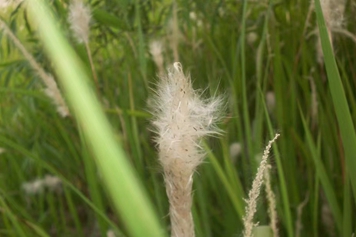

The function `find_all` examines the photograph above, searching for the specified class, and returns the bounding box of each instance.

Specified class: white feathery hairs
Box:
[150,62,223,237]
[68,0,91,44]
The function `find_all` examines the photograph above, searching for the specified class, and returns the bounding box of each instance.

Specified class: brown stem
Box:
[84,41,99,94]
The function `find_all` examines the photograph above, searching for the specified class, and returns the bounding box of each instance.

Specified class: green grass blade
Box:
[342,177,352,237]
[260,88,294,237]
[0,196,27,237]
[240,0,254,167]
[23,221,51,237]
[314,0,356,201]
[204,143,244,218]
[26,1,165,237]
[300,112,342,232]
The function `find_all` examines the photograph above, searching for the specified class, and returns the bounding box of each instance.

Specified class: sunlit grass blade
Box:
[26,1,165,237]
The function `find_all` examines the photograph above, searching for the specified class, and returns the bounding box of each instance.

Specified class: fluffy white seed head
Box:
[68,0,91,43]
[266,91,275,114]
[150,62,223,173]
[247,32,258,45]
[22,175,63,195]
[149,40,165,75]
[43,175,62,192]
[22,179,45,195]
[106,229,116,237]
[320,0,345,29]
[150,62,223,236]
[230,142,242,163]
[149,40,163,58]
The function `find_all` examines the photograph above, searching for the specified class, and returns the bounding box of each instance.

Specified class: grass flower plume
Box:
[0,19,70,117]
[149,40,165,76]
[150,62,223,237]
[243,133,280,237]
[68,0,91,44]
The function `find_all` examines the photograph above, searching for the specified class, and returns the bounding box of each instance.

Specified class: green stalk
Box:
[240,0,254,165]
[26,1,165,236]
[314,0,356,202]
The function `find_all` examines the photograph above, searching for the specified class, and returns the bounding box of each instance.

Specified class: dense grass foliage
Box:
[0,0,355,236]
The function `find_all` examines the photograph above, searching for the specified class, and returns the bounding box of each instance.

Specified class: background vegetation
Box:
[0,0,355,236]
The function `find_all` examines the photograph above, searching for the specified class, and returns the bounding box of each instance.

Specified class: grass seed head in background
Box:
[149,40,165,76]
[0,19,70,117]
[21,175,62,196]
[243,133,280,237]
[44,74,71,117]
[315,0,346,63]
[68,0,91,44]
[264,164,279,237]
[150,62,224,237]
[229,142,242,164]
[68,0,99,92]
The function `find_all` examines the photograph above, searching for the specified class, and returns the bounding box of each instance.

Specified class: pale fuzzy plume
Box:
[106,229,116,237]
[0,19,70,117]
[320,0,345,29]
[189,11,203,28]
[266,91,276,114]
[229,142,242,164]
[43,174,62,192]
[44,74,70,117]
[264,165,279,237]
[22,175,62,195]
[247,32,258,45]
[295,193,309,237]
[68,0,91,44]
[22,179,45,195]
[218,7,225,17]
[316,0,346,63]
[243,133,280,237]
[0,0,22,9]
[151,62,223,237]
[149,40,165,76]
